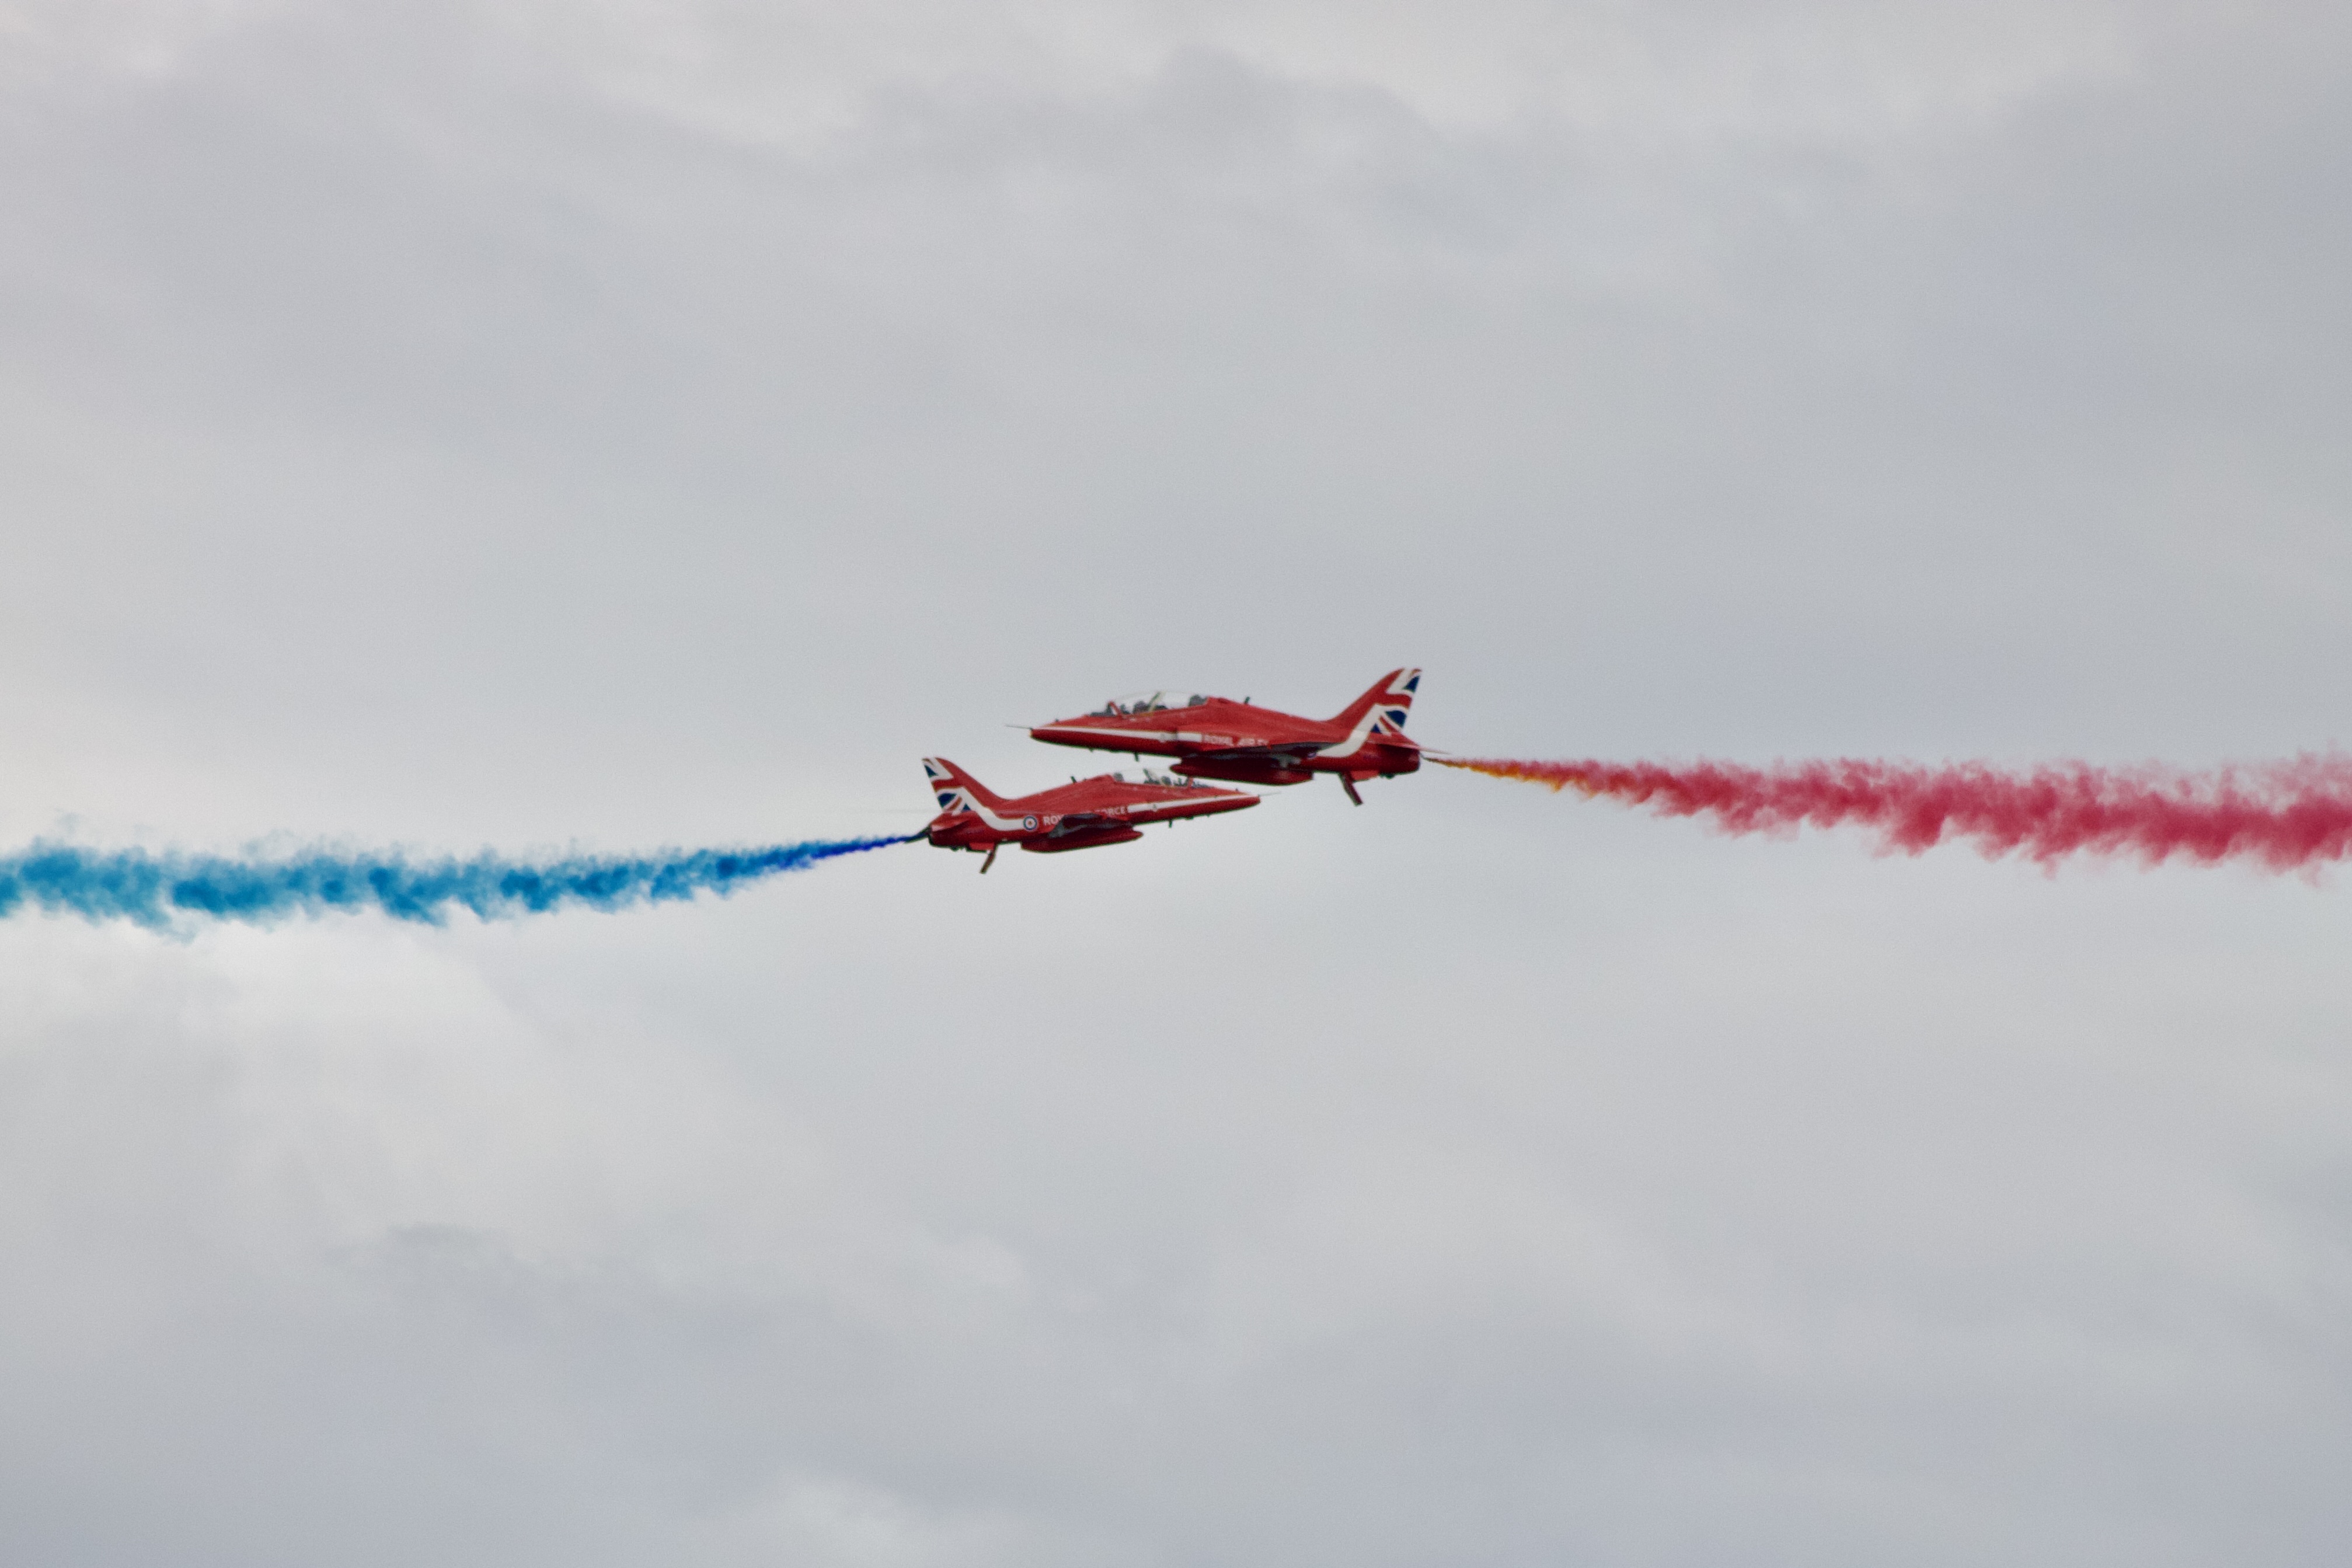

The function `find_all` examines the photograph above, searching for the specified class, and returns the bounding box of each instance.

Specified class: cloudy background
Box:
[4,1,2351,1562]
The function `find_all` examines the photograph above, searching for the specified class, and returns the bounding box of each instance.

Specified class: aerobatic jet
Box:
[1028,668,1422,804]
[920,758,1259,872]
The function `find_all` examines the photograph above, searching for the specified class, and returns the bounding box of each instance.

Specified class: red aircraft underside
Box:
[1028,668,1423,803]
[921,757,1258,871]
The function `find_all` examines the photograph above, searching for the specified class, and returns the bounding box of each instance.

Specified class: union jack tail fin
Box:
[922,758,1011,816]
[1327,668,1421,738]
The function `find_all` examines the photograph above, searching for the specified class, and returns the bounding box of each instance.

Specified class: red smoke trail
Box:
[1435,755,2352,870]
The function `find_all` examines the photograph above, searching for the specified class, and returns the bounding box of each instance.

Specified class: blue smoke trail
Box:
[0,835,918,929]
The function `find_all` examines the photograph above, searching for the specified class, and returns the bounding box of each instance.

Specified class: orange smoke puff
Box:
[1437,757,1596,793]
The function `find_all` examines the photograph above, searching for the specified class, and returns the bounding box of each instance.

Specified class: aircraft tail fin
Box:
[1327,668,1421,737]
[922,758,1011,816]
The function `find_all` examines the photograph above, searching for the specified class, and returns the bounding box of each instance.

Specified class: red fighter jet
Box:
[920,758,1259,872]
[1028,668,1423,804]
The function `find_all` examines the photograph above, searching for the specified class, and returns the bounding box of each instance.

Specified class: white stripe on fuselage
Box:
[1315,706,1399,761]
[947,795,1037,832]
[1041,723,1207,746]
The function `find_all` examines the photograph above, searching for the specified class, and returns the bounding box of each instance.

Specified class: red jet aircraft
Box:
[1028,668,1423,804]
[921,758,1259,872]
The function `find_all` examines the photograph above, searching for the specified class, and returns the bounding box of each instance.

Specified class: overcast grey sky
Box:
[4,2,2351,1563]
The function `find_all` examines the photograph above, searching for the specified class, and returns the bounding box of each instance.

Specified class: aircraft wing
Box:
[1186,744,1325,765]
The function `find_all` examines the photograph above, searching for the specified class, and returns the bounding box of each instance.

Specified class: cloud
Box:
[4,2,2352,1564]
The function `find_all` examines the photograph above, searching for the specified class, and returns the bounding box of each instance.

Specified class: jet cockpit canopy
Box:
[1088,691,1210,716]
